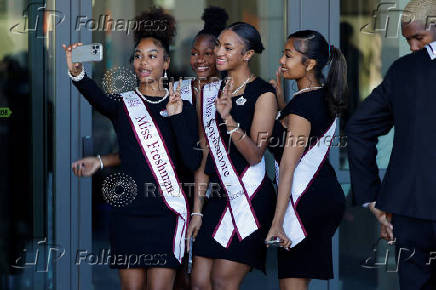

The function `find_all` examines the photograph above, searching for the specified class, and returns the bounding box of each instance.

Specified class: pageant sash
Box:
[122,90,188,262]
[174,79,193,103]
[275,119,337,248]
[202,81,264,247]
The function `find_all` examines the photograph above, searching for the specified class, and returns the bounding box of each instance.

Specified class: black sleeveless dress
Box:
[193,77,277,272]
[72,75,202,269]
[270,88,345,279]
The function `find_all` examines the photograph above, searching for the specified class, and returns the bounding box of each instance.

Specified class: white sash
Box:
[275,119,336,248]
[122,91,188,262]
[202,81,265,247]
[174,79,193,103]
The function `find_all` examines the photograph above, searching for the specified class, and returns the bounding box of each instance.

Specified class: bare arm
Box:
[193,122,210,212]
[221,92,278,166]
[71,152,121,177]
[186,96,210,250]
[266,114,310,248]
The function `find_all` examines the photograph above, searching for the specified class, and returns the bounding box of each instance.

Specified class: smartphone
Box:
[187,236,193,274]
[72,43,103,63]
[265,236,283,247]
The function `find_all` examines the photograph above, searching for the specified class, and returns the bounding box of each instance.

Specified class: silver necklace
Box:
[232,75,253,95]
[293,86,323,96]
[136,87,169,104]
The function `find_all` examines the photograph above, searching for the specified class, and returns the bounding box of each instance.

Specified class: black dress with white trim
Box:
[270,88,345,280]
[72,75,202,269]
[193,77,276,272]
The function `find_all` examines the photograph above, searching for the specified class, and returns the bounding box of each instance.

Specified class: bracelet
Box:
[191,212,203,217]
[226,122,240,134]
[233,130,247,143]
[97,155,104,169]
[68,67,85,82]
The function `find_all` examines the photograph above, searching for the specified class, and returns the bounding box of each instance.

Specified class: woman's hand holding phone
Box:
[62,43,83,77]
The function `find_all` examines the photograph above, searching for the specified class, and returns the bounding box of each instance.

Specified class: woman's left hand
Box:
[167,79,183,116]
[216,79,233,120]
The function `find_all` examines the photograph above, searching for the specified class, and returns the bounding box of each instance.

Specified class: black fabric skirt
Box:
[193,176,276,272]
[277,176,345,279]
[108,210,182,269]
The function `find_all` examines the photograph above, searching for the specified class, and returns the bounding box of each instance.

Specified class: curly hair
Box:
[196,6,228,40]
[134,7,176,58]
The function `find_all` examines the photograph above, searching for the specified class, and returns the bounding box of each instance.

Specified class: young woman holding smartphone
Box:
[266,30,347,290]
[64,8,202,290]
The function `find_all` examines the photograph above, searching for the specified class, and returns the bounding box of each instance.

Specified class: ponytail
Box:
[289,30,348,117]
[325,45,348,117]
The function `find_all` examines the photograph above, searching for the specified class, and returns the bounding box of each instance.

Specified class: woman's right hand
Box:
[269,67,285,110]
[265,222,291,249]
[72,156,100,177]
[62,43,84,77]
[186,215,202,252]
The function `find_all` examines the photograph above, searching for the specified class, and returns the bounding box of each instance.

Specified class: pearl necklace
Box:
[232,75,254,95]
[293,86,323,96]
[136,87,169,104]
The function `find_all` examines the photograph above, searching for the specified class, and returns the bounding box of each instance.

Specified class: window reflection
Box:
[338,1,407,289]
[0,0,55,289]
[339,0,403,170]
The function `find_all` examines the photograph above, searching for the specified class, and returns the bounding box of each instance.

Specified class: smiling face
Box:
[214,29,252,71]
[133,37,169,83]
[279,38,310,80]
[402,20,436,52]
[190,34,217,78]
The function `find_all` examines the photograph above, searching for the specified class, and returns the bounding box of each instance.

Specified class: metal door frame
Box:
[54,0,93,288]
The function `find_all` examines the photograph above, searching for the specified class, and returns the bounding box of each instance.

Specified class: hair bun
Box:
[201,6,229,37]
[134,7,176,51]
[228,22,265,54]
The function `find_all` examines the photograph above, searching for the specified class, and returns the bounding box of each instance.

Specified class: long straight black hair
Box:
[289,30,348,117]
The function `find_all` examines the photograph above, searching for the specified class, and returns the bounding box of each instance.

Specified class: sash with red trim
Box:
[122,90,188,262]
[174,79,193,103]
[201,81,265,248]
[274,119,337,247]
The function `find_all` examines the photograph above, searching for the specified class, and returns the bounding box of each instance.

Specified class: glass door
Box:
[335,0,411,289]
[0,0,57,289]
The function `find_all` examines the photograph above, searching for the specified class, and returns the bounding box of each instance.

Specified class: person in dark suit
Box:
[346,1,436,289]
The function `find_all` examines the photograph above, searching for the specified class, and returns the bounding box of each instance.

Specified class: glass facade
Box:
[0,0,56,289]
[336,0,410,289]
[0,0,413,289]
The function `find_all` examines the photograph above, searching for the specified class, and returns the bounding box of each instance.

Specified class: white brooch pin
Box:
[160,110,169,117]
[236,96,247,106]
